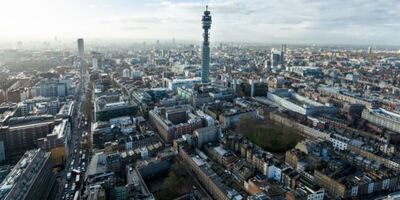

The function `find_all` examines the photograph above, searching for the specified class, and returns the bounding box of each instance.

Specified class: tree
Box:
[236,118,303,153]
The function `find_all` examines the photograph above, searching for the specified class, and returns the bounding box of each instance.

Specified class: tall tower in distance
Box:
[77,38,85,91]
[201,6,212,83]
[77,38,84,58]
[281,44,287,65]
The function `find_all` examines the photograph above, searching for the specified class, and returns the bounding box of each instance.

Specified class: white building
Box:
[295,186,325,200]
[329,134,350,151]
[286,66,322,77]
[122,68,131,78]
[109,116,134,134]
[165,77,201,91]
[267,89,336,116]
[140,147,148,159]
[362,108,400,134]
[31,78,73,98]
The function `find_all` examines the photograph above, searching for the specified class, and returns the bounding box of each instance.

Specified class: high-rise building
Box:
[201,6,212,83]
[77,38,86,91]
[281,44,287,65]
[271,51,282,69]
[77,38,84,58]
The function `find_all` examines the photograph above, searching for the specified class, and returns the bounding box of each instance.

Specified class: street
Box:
[57,80,90,200]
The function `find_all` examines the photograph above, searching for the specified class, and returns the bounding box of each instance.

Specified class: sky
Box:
[0,0,399,45]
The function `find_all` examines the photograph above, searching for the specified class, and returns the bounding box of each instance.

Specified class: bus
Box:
[72,169,81,175]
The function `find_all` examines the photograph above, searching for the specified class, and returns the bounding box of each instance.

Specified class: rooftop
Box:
[0,149,50,199]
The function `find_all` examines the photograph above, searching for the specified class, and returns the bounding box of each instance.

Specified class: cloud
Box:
[0,0,399,45]
[120,16,163,24]
[121,26,150,31]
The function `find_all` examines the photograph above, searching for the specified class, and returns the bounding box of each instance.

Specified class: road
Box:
[57,80,90,200]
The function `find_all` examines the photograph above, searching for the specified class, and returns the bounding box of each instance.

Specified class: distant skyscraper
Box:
[156,40,160,47]
[280,44,287,65]
[77,38,84,58]
[77,38,85,90]
[271,50,282,69]
[368,46,372,54]
[201,6,212,83]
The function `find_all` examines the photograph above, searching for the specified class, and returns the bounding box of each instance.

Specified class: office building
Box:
[31,78,73,98]
[0,149,55,200]
[267,89,336,116]
[37,119,71,166]
[149,105,205,142]
[362,108,400,134]
[164,77,201,91]
[94,95,138,122]
[194,125,219,148]
[271,50,282,69]
[0,115,55,158]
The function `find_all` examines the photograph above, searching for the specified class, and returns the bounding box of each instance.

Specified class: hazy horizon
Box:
[1,0,399,46]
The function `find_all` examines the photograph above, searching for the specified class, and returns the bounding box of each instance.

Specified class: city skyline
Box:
[1,1,400,199]
[1,0,400,45]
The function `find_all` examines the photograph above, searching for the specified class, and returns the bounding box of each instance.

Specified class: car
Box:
[64,183,69,189]
[81,163,86,171]
[70,183,76,193]
[67,172,71,180]
[75,175,80,184]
